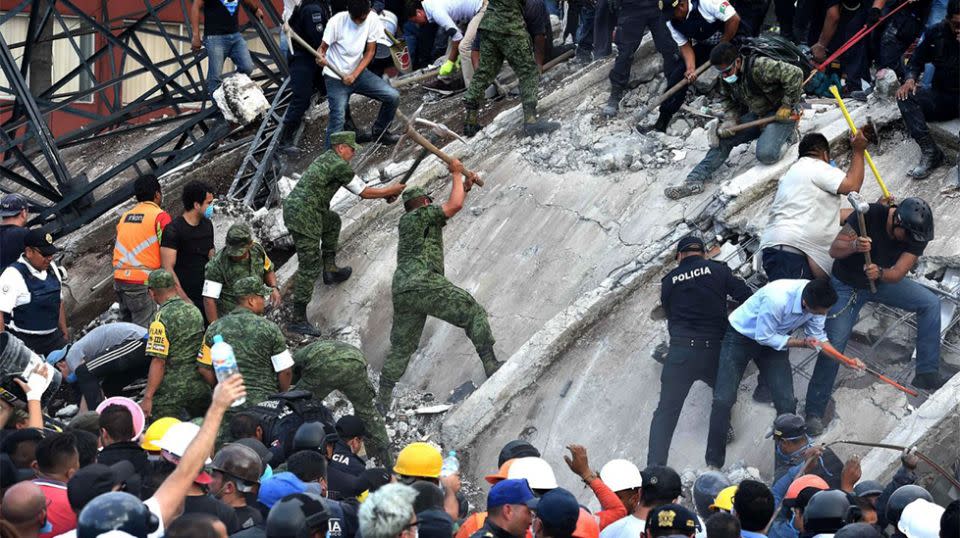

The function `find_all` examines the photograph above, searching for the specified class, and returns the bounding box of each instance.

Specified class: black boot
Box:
[602,87,625,118]
[277,122,299,154]
[371,128,400,145]
[908,136,944,179]
[912,371,947,390]
[464,104,481,137]
[478,346,502,378]
[522,104,560,137]
[286,302,322,336]
[322,251,352,285]
[636,112,670,135]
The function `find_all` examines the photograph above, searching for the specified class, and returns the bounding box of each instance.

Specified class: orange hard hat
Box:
[485,459,515,484]
[572,508,598,538]
[785,474,829,502]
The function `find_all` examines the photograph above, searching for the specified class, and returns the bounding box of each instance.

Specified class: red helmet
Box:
[785,474,829,502]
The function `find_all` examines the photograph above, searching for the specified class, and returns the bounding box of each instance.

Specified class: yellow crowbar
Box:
[829,85,891,200]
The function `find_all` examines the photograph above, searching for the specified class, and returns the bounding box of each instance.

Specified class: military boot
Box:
[286,302,322,336]
[277,122,300,155]
[376,380,394,415]
[464,104,481,137]
[907,136,944,179]
[322,251,352,285]
[522,105,560,137]
[478,346,502,378]
[601,87,625,118]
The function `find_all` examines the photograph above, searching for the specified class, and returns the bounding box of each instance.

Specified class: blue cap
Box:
[488,478,535,508]
[46,345,69,365]
[527,488,580,536]
[258,472,308,508]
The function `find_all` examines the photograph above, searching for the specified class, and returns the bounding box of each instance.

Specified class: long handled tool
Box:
[635,61,712,120]
[847,192,877,293]
[394,110,484,187]
[705,113,799,148]
[829,85,891,199]
[826,439,960,491]
[816,342,919,397]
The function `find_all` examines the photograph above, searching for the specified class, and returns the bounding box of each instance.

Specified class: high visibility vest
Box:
[113,201,164,284]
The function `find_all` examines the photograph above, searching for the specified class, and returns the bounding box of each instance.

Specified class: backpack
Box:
[243,390,335,459]
[740,33,817,94]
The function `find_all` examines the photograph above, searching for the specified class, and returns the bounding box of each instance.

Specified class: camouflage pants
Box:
[463,30,539,109]
[293,341,391,463]
[382,283,496,387]
[152,374,211,420]
[289,209,341,306]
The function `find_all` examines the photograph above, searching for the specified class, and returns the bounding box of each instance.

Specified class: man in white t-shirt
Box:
[759,131,868,281]
[320,0,401,148]
[406,0,485,86]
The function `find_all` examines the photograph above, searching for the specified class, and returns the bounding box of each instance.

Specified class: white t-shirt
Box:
[0,256,64,334]
[423,0,484,41]
[322,11,384,79]
[667,0,737,46]
[599,515,645,538]
[759,156,847,275]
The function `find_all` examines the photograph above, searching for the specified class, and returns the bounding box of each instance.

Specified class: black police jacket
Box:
[660,255,752,340]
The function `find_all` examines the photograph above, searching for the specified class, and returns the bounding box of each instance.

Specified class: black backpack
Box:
[244,390,335,459]
[740,33,815,94]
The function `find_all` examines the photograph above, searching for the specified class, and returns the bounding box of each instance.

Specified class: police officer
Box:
[203,223,281,323]
[0,229,68,356]
[646,235,751,466]
[328,416,367,482]
[278,0,333,154]
[282,131,405,336]
[806,0,868,92]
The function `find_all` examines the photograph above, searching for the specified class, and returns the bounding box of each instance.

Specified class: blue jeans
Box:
[687,112,795,183]
[804,275,941,418]
[706,327,797,467]
[204,33,255,98]
[544,0,561,16]
[324,70,399,148]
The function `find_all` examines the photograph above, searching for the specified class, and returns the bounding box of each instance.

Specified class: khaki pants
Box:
[458,1,488,87]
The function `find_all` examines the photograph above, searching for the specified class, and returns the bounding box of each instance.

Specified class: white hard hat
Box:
[507,457,558,490]
[156,422,212,464]
[599,459,643,492]
[898,499,945,538]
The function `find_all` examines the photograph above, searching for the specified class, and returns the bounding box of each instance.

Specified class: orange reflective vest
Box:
[113,201,165,284]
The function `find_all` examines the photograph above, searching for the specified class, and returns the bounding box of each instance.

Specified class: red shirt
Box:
[34,478,76,538]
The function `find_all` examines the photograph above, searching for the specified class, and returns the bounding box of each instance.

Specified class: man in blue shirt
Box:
[705,279,837,468]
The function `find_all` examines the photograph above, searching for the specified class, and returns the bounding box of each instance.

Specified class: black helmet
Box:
[834,523,882,538]
[852,480,883,498]
[266,492,331,538]
[293,422,327,452]
[77,492,160,538]
[803,490,850,533]
[693,471,732,517]
[885,484,933,525]
[895,198,934,242]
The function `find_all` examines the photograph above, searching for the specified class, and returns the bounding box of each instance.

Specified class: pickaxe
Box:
[815,341,920,397]
[847,191,877,293]
[705,113,801,148]
[392,109,484,188]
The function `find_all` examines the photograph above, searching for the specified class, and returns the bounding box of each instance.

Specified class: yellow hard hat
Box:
[710,485,738,512]
[393,442,443,478]
[141,417,181,452]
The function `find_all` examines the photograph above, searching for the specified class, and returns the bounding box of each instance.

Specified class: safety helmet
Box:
[393,442,443,479]
[266,492,331,538]
[852,480,884,498]
[211,443,264,487]
[77,492,160,538]
[803,490,850,533]
[293,422,327,452]
[886,485,934,525]
[710,485,737,512]
[894,198,934,242]
[898,498,945,538]
[835,523,884,538]
[507,457,558,490]
[600,460,643,494]
[785,474,829,504]
[140,417,180,452]
[692,471,731,517]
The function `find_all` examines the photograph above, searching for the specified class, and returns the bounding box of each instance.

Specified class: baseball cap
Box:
[646,504,698,534]
[23,229,59,256]
[853,480,884,498]
[259,472,309,508]
[488,478,535,508]
[767,413,807,439]
[641,465,683,500]
[336,416,367,439]
[676,235,705,255]
[0,193,29,217]
[234,276,272,297]
[498,440,540,467]
[330,131,361,151]
[146,269,175,289]
[225,224,254,256]
[46,345,70,365]
[68,462,136,512]
[527,488,580,537]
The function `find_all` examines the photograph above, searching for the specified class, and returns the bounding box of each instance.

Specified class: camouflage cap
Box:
[225,223,254,257]
[147,269,175,289]
[330,131,361,151]
[401,186,430,204]
[234,276,272,298]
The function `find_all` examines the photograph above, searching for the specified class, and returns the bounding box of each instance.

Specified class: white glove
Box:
[22,364,53,401]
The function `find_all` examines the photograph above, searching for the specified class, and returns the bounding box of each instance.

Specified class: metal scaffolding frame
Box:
[0,0,287,236]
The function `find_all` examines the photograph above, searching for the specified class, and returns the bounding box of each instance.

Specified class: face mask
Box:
[723,74,738,84]
[829,159,837,167]
[261,464,273,481]
[204,205,214,219]
[66,373,77,384]
[40,518,52,534]
[357,442,367,459]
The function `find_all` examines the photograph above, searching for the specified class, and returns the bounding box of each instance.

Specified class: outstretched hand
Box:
[563,444,593,479]
[212,374,246,410]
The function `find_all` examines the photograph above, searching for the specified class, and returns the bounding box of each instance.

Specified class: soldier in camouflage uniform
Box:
[142,269,211,419]
[378,161,501,412]
[665,42,802,200]
[462,0,561,137]
[293,339,392,465]
[282,131,405,336]
[203,223,281,322]
[198,277,295,409]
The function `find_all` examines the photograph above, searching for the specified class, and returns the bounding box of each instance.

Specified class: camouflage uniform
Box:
[146,295,211,419]
[203,240,275,318]
[381,194,498,400]
[292,340,391,464]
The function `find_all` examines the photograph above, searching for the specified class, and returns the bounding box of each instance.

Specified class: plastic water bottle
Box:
[441,451,459,477]
[210,335,245,407]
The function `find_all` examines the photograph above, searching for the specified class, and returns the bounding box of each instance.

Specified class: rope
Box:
[824,439,960,490]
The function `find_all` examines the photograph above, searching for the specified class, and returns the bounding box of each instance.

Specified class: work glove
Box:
[775,105,794,123]
[438,58,458,77]
[867,6,882,26]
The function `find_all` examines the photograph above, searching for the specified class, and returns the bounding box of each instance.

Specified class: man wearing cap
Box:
[293,339,392,465]
[283,131,405,336]
[209,443,265,530]
[203,223,281,323]
[198,276,295,409]
[329,415,369,476]
[67,461,137,515]
[646,504,698,538]
[0,193,31,269]
[528,488,581,538]
[379,161,498,412]
[648,235,751,467]
[768,413,843,489]
[0,228,69,355]
[602,465,682,538]
[142,269,211,419]
[46,322,149,410]
[471,479,535,538]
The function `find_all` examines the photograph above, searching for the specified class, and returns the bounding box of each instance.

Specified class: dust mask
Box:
[204,205,214,219]
[723,73,738,84]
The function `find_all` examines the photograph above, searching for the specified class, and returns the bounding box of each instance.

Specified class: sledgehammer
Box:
[705,113,800,148]
[847,191,877,293]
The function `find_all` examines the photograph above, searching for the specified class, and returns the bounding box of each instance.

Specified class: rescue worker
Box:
[468,479,535,538]
[0,229,68,356]
[806,0,868,92]
[378,161,500,413]
[283,131,405,336]
[293,340,392,465]
[895,0,959,179]
[647,236,752,467]
[871,0,935,80]
[767,414,843,488]
[202,223,281,323]
[142,269,210,419]
[46,322,150,410]
[406,0,485,86]
[209,443,265,530]
[0,193,31,269]
[112,174,172,328]
[665,42,802,200]
[198,277,295,409]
